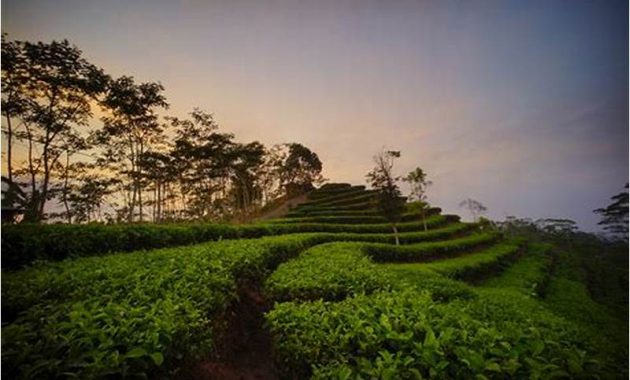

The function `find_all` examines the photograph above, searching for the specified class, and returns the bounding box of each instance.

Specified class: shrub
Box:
[1,234,324,378]
[265,242,390,302]
[267,289,608,379]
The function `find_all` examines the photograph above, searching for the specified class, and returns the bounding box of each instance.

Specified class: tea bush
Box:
[267,289,608,379]
[365,232,503,263]
[2,234,325,378]
[265,242,390,302]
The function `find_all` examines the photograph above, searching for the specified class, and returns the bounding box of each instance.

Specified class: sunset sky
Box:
[2,0,628,230]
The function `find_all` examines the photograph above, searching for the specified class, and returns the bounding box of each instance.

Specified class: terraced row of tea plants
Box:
[2,183,627,379]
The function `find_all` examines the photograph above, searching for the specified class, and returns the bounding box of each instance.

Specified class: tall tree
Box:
[278,143,324,196]
[230,141,266,212]
[67,173,117,223]
[366,150,405,245]
[168,109,236,219]
[95,76,168,222]
[535,218,579,235]
[404,167,432,231]
[594,184,629,241]
[1,35,28,184]
[459,198,487,222]
[137,150,172,222]
[1,38,109,222]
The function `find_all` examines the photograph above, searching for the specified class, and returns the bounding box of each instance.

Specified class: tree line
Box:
[1,36,323,223]
[366,149,627,243]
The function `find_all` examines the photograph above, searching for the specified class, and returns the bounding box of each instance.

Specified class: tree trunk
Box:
[137,138,144,222]
[62,152,72,223]
[392,225,400,246]
[152,184,156,222]
[138,182,143,222]
[158,181,162,222]
[422,209,427,232]
[5,111,13,183]
[23,124,40,223]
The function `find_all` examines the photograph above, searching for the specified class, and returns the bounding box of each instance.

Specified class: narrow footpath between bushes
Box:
[177,281,279,380]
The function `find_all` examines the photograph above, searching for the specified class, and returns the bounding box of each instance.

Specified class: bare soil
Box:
[177,284,279,380]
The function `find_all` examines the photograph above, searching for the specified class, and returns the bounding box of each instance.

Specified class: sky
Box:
[2,0,628,230]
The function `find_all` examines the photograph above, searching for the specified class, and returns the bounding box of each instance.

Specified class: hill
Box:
[1,183,627,379]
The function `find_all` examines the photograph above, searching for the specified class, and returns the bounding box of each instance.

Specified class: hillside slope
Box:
[2,183,627,379]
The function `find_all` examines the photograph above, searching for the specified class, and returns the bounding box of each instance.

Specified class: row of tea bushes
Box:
[268,208,441,225]
[2,215,457,269]
[267,288,610,379]
[2,234,329,379]
[364,232,503,263]
[266,235,514,304]
[265,242,389,303]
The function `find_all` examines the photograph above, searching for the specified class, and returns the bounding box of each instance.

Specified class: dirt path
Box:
[177,195,310,379]
[177,283,279,380]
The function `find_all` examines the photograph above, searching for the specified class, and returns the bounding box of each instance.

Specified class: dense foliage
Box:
[2,215,460,268]
[1,36,325,224]
[268,289,606,379]
[2,234,323,378]
[2,183,627,379]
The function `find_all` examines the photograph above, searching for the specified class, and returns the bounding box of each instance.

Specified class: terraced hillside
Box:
[2,183,627,379]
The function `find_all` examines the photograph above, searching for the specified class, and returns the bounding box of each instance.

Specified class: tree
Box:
[278,143,324,196]
[1,38,109,222]
[535,218,578,235]
[168,109,237,220]
[459,198,487,222]
[1,34,28,184]
[404,167,432,231]
[1,176,27,223]
[229,141,266,212]
[137,150,172,222]
[95,76,168,222]
[67,173,117,223]
[366,150,406,245]
[594,184,629,242]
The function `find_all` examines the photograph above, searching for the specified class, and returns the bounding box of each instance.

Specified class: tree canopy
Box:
[366,150,405,245]
[1,36,324,224]
[594,184,629,241]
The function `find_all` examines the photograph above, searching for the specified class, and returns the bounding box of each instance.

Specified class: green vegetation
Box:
[481,243,553,296]
[268,289,607,379]
[266,208,441,225]
[266,242,389,302]
[2,182,627,379]
[1,214,455,269]
[2,234,321,378]
[364,232,503,263]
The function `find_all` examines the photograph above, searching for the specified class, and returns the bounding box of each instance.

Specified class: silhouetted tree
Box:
[459,198,487,222]
[137,150,172,222]
[535,218,578,235]
[594,184,629,241]
[168,109,236,219]
[367,150,405,245]
[404,167,432,231]
[230,141,266,212]
[278,143,324,196]
[67,174,117,223]
[95,76,168,222]
[1,38,109,222]
[2,36,327,224]
[1,35,28,184]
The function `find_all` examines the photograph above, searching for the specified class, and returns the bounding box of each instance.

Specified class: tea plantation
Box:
[2,183,627,379]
